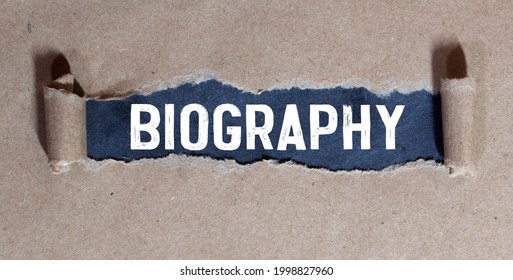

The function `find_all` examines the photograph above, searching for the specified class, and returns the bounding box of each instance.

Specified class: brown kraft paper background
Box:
[1,1,512,259]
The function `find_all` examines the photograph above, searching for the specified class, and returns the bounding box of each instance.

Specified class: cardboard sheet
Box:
[1,1,513,259]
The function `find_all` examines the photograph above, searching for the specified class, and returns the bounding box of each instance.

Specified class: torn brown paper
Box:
[44,74,86,173]
[441,77,476,176]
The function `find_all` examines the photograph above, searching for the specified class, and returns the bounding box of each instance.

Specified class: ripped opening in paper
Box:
[43,41,477,175]
[85,79,444,171]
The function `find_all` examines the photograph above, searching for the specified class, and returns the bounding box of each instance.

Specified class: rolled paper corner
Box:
[440,77,476,176]
[44,74,87,173]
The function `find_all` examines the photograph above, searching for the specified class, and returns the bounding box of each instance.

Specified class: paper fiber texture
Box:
[2,1,513,260]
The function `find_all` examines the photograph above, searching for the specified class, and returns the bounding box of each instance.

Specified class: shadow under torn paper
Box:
[86,80,444,171]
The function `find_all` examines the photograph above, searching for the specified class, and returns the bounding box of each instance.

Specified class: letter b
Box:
[131,104,160,150]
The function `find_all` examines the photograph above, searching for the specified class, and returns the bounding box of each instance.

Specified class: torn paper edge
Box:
[82,154,447,177]
[88,70,439,100]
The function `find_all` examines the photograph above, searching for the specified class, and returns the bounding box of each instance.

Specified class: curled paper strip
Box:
[44,74,86,173]
[440,77,476,176]
[42,75,474,175]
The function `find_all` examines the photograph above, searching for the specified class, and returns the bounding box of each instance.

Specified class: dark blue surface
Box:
[86,80,443,170]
